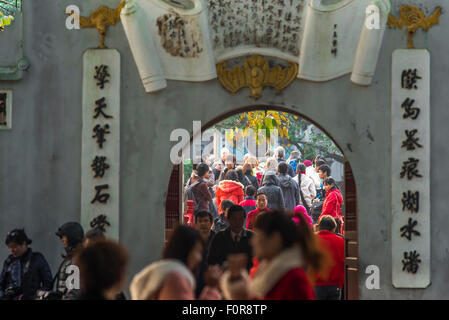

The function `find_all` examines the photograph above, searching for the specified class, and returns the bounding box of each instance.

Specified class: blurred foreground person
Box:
[130,225,221,300]
[0,229,52,300]
[315,216,344,300]
[220,211,329,300]
[75,239,128,300]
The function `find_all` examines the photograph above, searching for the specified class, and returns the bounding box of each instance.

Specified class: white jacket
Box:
[294,174,317,207]
[306,166,321,189]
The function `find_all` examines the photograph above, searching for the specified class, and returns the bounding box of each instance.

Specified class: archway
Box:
[165,105,358,300]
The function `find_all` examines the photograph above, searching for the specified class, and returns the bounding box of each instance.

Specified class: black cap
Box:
[5,228,32,245]
[56,222,84,247]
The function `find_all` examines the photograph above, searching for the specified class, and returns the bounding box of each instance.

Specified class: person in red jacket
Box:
[315,215,344,300]
[246,193,272,231]
[215,170,244,214]
[319,177,343,223]
[220,211,329,300]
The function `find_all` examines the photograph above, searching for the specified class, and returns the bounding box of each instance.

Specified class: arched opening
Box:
[165,105,358,300]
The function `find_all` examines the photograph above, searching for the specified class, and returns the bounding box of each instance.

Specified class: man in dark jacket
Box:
[278,162,300,211]
[194,211,216,298]
[258,172,285,211]
[0,229,53,300]
[208,205,253,271]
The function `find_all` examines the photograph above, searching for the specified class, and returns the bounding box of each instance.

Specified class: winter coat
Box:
[190,179,212,212]
[258,174,285,211]
[246,208,272,231]
[0,248,53,300]
[239,197,257,228]
[195,231,216,298]
[277,158,295,177]
[130,259,221,300]
[306,166,321,189]
[278,173,300,211]
[220,245,315,300]
[316,231,344,288]
[294,173,317,208]
[245,173,259,189]
[207,228,254,271]
[320,187,343,219]
[215,180,244,214]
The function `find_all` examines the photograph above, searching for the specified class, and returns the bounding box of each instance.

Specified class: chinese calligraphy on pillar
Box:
[392,49,430,288]
[81,49,120,240]
[0,90,12,130]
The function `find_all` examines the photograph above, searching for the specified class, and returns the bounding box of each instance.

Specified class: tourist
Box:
[75,239,128,300]
[236,165,251,188]
[278,162,300,211]
[215,170,244,215]
[212,199,233,233]
[208,205,253,271]
[258,171,285,211]
[286,150,301,174]
[130,225,221,300]
[315,216,344,300]
[320,177,343,222]
[220,211,329,300]
[294,163,316,210]
[239,185,257,228]
[292,205,313,228]
[0,229,52,300]
[314,163,331,201]
[54,222,84,300]
[261,157,278,185]
[188,163,213,213]
[274,146,295,177]
[246,192,272,231]
[218,154,236,181]
[243,163,259,189]
[194,211,216,298]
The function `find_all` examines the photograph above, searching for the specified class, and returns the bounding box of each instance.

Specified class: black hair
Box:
[323,177,336,186]
[256,191,267,199]
[245,185,256,197]
[227,205,246,219]
[76,239,128,295]
[163,225,202,266]
[318,215,337,231]
[221,199,234,212]
[297,163,306,174]
[254,211,329,282]
[278,162,288,174]
[195,210,213,223]
[316,159,327,168]
[224,169,239,182]
[5,228,32,245]
[197,163,209,178]
[319,164,331,177]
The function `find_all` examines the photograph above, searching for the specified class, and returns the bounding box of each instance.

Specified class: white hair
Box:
[275,146,285,158]
[266,157,278,170]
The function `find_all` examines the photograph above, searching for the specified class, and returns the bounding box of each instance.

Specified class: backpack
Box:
[185,179,203,214]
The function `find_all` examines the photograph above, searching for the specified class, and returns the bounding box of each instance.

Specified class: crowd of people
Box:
[0,147,345,300]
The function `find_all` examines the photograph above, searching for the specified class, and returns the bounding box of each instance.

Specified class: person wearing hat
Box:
[53,222,84,300]
[0,229,52,300]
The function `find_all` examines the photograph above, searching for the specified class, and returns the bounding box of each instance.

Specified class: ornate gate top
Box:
[388,5,441,49]
[217,55,298,100]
